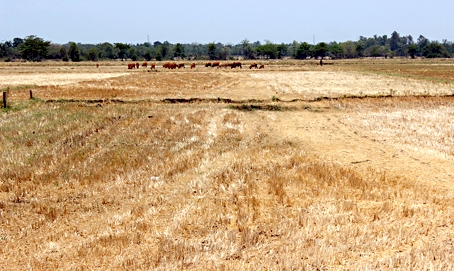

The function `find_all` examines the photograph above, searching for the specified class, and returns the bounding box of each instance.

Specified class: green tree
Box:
[242,39,255,59]
[114,43,130,61]
[207,42,217,60]
[257,42,278,59]
[295,42,312,59]
[370,45,381,58]
[218,46,230,60]
[144,51,152,61]
[174,43,185,59]
[87,47,99,61]
[314,42,329,59]
[355,42,364,57]
[329,42,343,59]
[277,43,288,59]
[390,31,400,51]
[13,38,24,47]
[407,44,418,59]
[68,42,81,62]
[128,48,138,61]
[98,42,116,59]
[19,35,51,61]
[422,42,451,58]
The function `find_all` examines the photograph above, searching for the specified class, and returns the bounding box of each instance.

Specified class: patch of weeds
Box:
[272,95,280,102]
[0,84,38,92]
[229,104,288,111]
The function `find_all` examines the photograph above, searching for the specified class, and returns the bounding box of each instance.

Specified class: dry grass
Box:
[1,60,454,270]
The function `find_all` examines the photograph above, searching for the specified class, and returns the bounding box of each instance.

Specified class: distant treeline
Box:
[1,31,453,62]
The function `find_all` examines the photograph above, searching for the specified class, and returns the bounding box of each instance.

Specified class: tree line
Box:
[1,31,453,62]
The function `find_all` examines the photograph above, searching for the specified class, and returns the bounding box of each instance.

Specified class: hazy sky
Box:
[1,0,453,45]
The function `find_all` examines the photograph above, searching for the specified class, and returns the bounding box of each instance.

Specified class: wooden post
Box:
[2,92,6,108]
[30,90,33,99]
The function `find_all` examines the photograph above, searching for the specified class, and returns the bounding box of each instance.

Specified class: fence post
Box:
[30,90,33,99]
[2,92,6,108]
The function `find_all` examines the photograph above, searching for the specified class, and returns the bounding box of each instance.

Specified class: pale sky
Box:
[1,0,453,45]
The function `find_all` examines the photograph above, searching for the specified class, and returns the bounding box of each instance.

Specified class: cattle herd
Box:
[124,61,265,70]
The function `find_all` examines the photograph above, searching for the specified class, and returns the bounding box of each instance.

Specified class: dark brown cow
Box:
[259,64,265,69]
[205,62,212,67]
[212,62,220,68]
[163,62,170,69]
[142,62,148,68]
[169,62,177,69]
[150,63,156,70]
[190,63,196,69]
[135,62,140,69]
[128,63,135,69]
[96,63,99,68]
[232,62,242,68]
[178,63,185,69]
[249,63,258,69]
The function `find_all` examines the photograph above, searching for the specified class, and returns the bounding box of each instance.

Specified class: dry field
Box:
[1,59,454,270]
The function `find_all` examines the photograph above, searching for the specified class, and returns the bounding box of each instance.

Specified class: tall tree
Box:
[314,42,329,59]
[295,42,312,59]
[277,43,288,59]
[355,42,364,57]
[257,42,278,59]
[407,44,418,59]
[87,47,99,61]
[390,31,400,51]
[173,43,185,59]
[114,43,130,61]
[68,42,81,62]
[422,42,451,58]
[207,42,217,60]
[19,35,51,61]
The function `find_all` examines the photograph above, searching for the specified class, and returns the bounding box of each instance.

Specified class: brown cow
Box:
[190,63,196,69]
[163,62,170,68]
[212,62,220,68]
[128,63,135,69]
[142,62,148,68]
[259,64,265,69]
[169,62,177,69]
[135,62,140,69]
[232,62,242,68]
[96,63,99,68]
[150,63,156,70]
[178,63,185,69]
[249,63,258,69]
[205,62,212,67]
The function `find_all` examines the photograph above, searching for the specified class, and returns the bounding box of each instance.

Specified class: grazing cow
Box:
[150,63,156,70]
[212,62,220,68]
[190,63,196,69]
[249,63,258,69]
[135,62,140,69]
[169,62,177,69]
[259,64,265,69]
[142,62,148,68]
[178,63,185,69]
[232,62,242,68]
[163,62,170,69]
[205,62,212,67]
[128,63,135,69]
[96,63,99,68]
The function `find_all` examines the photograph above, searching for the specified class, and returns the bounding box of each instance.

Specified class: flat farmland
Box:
[1,59,454,270]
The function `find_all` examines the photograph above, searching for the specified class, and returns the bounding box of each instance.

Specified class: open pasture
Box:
[1,59,454,270]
